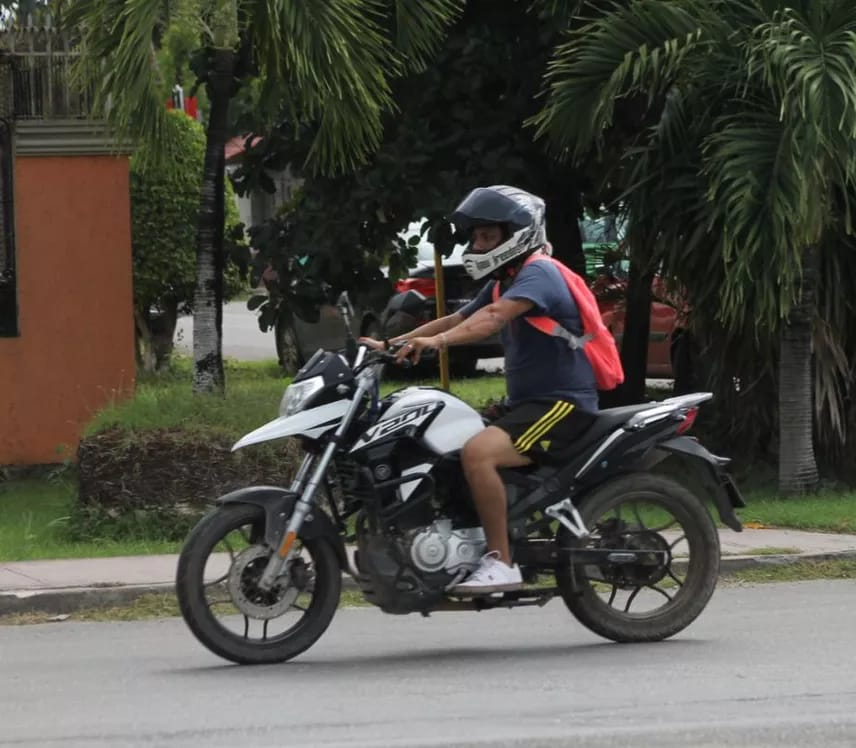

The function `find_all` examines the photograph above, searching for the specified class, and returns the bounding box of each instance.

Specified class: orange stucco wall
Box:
[0,155,135,465]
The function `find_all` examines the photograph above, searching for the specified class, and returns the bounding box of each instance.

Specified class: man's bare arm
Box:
[389,312,464,344]
[443,298,534,346]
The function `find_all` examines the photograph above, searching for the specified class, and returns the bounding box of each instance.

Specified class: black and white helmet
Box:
[450,185,547,280]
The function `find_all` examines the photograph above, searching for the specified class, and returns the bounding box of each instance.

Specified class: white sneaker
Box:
[452,551,523,595]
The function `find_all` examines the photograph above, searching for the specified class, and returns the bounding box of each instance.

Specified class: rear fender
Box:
[658,436,745,532]
[216,486,348,568]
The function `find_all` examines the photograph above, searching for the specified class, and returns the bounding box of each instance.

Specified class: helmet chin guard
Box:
[451,186,547,281]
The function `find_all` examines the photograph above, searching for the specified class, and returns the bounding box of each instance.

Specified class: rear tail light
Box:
[676,407,698,435]
[394,277,436,296]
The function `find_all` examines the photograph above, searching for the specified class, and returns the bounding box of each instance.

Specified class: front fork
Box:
[257,380,369,591]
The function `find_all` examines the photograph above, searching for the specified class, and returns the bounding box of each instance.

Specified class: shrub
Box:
[74,427,302,540]
[131,109,246,371]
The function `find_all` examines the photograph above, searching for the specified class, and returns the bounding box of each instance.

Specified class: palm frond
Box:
[751,5,856,142]
[246,0,396,174]
[69,0,176,154]
[748,4,856,237]
[531,0,712,159]
[389,0,463,73]
[702,104,813,327]
[814,219,856,453]
[529,0,581,27]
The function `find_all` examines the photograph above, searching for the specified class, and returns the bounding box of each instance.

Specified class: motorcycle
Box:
[176,292,745,665]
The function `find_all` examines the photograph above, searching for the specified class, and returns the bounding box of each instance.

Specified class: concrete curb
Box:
[717,549,856,575]
[3,550,855,618]
[0,583,176,617]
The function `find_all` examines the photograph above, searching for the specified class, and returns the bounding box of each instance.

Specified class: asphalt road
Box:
[174,301,277,363]
[2,580,854,747]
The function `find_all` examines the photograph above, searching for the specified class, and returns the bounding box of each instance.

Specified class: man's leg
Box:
[460,425,531,565]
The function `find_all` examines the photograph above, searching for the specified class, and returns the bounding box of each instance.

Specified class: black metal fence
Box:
[2,26,89,120]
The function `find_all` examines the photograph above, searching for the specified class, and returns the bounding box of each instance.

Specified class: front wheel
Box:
[176,504,341,664]
[555,473,720,643]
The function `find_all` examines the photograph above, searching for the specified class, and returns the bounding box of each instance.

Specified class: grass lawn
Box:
[90,356,508,437]
[737,491,856,533]
[0,477,181,561]
[3,356,856,563]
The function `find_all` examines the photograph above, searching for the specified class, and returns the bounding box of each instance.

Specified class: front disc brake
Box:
[227,545,301,619]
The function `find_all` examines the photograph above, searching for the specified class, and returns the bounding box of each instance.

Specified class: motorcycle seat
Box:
[570,402,662,452]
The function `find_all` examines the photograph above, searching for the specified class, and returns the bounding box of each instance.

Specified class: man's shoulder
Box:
[512,256,569,290]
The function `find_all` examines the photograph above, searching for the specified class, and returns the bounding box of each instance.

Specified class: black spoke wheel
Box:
[176,504,341,664]
[555,473,720,643]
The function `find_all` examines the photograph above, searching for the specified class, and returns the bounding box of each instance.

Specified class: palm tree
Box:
[69,0,462,393]
[532,0,856,494]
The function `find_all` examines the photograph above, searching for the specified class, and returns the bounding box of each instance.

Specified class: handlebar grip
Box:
[377,346,413,368]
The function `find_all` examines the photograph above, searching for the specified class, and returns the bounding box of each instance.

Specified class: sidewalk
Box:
[2,528,856,616]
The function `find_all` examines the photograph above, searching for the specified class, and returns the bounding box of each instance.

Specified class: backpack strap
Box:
[490,252,592,351]
[522,314,592,350]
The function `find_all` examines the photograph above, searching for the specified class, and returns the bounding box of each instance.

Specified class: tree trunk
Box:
[778,246,819,495]
[134,307,157,373]
[135,300,180,373]
[670,328,695,395]
[192,49,234,395]
[152,298,179,371]
[621,262,654,403]
[542,173,586,277]
[600,260,653,407]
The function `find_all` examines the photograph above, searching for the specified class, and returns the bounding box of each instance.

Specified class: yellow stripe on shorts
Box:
[514,401,574,453]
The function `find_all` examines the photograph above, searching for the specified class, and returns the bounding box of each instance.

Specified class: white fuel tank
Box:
[373,386,485,454]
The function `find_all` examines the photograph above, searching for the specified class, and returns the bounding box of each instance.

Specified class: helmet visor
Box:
[449,188,533,235]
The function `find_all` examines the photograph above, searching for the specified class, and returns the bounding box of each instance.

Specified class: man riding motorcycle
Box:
[362,185,599,594]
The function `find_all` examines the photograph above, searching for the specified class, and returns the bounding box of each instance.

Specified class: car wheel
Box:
[275,320,304,377]
[382,311,419,341]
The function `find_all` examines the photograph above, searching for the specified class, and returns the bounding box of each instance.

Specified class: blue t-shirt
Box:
[459,261,599,412]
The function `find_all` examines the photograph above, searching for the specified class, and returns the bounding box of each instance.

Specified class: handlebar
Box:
[354,342,413,372]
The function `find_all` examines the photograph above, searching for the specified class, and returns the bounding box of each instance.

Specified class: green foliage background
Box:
[130,108,245,316]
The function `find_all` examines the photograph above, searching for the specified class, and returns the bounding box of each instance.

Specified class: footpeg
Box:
[545,498,590,539]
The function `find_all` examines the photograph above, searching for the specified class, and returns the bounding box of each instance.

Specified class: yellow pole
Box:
[433,247,450,391]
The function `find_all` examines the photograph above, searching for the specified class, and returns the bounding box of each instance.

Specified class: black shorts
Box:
[493,399,596,464]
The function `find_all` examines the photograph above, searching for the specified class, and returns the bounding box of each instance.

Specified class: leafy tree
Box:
[533,0,856,493]
[70,0,463,394]
[131,109,244,372]
[231,0,614,346]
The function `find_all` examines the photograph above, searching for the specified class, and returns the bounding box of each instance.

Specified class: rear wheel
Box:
[176,504,341,664]
[555,473,719,643]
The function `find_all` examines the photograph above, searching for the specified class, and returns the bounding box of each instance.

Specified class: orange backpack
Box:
[491,252,625,391]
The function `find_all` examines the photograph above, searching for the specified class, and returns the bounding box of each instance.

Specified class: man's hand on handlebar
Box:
[357,336,441,366]
[393,336,441,365]
[357,337,388,352]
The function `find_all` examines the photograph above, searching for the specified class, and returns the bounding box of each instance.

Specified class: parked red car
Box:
[591,268,685,378]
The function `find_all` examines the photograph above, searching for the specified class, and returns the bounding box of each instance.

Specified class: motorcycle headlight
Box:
[279,376,325,417]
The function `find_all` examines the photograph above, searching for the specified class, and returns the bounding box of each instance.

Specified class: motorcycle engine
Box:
[408,519,485,576]
[353,517,485,614]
